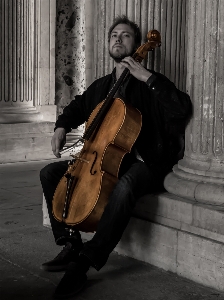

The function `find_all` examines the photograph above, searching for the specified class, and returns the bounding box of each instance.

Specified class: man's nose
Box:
[115,36,122,43]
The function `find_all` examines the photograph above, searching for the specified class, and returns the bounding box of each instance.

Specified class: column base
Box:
[0,107,43,124]
[36,105,57,122]
[164,165,224,205]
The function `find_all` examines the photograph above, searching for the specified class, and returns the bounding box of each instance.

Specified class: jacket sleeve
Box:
[147,71,192,119]
[54,81,98,133]
[146,71,192,134]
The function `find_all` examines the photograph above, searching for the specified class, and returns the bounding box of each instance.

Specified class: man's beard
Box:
[109,48,136,63]
[109,50,127,63]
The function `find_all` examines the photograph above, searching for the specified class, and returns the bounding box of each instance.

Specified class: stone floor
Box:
[0,159,224,300]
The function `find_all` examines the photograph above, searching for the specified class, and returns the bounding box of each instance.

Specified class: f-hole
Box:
[90,151,97,175]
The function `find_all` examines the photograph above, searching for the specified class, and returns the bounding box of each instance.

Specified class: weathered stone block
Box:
[177,231,224,291]
[115,218,178,273]
[181,223,224,244]
[134,192,193,225]
[0,122,55,163]
[193,204,224,235]
[134,192,224,243]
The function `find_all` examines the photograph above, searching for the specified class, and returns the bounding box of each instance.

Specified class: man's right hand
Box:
[51,128,66,158]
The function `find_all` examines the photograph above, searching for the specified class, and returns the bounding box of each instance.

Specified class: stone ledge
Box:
[134,192,224,243]
[43,189,224,291]
[44,190,224,245]
[0,122,55,135]
[0,122,55,163]
[117,218,224,292]
[44,191,224,246]
[81,218,224,292]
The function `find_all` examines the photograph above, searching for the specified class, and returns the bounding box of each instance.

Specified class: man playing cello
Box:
[40,15,191,299]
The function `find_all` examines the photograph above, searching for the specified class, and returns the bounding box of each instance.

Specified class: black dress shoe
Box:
[53,262,87,299]
[41,242,82,272]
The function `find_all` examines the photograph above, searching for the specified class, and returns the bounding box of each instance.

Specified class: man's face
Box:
[109,23,136,62]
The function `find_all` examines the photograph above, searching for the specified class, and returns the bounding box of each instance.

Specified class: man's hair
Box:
[108,15,142,47]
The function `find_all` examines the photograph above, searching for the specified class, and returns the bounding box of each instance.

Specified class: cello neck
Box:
[106,67,130,101]
[83,67,130,141]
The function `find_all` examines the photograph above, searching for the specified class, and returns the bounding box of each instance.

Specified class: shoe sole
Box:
[53,275,87,299]
[41,264,68,272]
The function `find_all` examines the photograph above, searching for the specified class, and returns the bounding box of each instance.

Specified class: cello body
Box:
[52,98,142,232]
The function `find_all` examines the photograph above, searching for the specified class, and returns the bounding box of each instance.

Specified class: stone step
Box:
[79,192,224,292]
[0,122,55,163]
[134,192,224,244]
[115,217,224,292]
[0,122,83,163]
[42,186,224,292]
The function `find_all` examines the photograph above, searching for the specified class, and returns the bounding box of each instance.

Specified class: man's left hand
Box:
[120,56,152,82]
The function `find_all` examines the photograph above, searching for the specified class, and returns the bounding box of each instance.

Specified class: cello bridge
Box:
[70,154,90,163]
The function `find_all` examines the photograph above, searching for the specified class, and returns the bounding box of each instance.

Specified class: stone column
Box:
[55,0,87,148]
[55,0,85,113]
[0,0,56,163]
[0,0,56,123]
[85,0,94,89]
[0,0,40,123]
[164,0,224,204]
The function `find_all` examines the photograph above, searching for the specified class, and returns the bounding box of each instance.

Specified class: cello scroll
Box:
[133,30,161,63]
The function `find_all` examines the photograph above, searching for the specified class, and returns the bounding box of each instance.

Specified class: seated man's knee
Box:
[40,163,53,181]
[40,165,47,181]
[111,176,134,204]
[40,160,69,183]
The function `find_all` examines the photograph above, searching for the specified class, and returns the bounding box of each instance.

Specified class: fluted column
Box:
[164,0,224,204]
[0,0,42,123]
[0,0,56,124]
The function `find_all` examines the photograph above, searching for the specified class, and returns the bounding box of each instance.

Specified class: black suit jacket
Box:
[55,69,192,181]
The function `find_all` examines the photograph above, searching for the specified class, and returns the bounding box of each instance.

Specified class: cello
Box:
[52,30,161,232]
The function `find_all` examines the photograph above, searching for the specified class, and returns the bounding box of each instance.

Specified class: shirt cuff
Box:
[54,125,71,133]
[146,74,157,88]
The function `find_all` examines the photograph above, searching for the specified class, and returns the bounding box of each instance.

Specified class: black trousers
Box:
[40,159,158,270]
